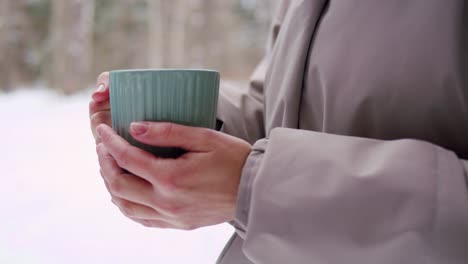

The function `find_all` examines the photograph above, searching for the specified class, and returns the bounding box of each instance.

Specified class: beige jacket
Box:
[216,1,468,263]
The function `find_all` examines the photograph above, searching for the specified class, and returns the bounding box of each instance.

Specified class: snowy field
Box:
[0,89,233,264]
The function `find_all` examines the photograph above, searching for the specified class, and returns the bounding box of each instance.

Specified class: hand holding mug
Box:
[90,69,252,229]
[96,122,252,229]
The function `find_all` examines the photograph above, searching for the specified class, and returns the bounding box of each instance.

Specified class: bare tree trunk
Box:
[147,0,166,68]
[200,0,215,67]
[48,0,95,94]
[170,0,187,67]
[0,0,34,91]
[0,0,9,91]
[147,0,188,68]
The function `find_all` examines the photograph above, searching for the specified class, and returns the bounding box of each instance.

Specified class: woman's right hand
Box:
[89,72,111,144]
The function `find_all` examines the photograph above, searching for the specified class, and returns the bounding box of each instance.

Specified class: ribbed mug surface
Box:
[110,69,220,158]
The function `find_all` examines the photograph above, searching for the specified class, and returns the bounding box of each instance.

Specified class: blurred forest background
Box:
[1,2,275,262]
[0,0,274,94]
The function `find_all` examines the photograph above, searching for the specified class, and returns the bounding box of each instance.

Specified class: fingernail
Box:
[130,122,148,135]
[95,84,106,93]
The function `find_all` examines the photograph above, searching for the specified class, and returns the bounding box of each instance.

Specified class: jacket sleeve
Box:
[216,61,266,145]
[235,128,468,263]
[216,1,290,145]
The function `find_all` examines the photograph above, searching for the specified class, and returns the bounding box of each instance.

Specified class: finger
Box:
[97,143,157,207]
[91,111,111,143]
[106,183,186,230]
[92,72,110,102]
[111,196,165,221]
[129,122,218,152]
[96,125,176,184]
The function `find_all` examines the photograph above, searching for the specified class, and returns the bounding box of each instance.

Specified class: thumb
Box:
[129,122,215,152]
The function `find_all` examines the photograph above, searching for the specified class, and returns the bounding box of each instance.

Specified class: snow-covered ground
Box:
[0,89,233,264]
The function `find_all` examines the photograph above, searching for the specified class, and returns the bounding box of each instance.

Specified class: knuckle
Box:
[148,194,162,211]
[199,128,219,147]
[114,147,129,166]
[200,128,217,139]
[90,116,99,130]
[91,113,107,130]
[108,179,123,196]
[158,173,181,193]
[96,143,106,156]
[101,166,113,180]
[157,123,175,138]
[120,202,135,218]
[89,101,111,117]
[135,146,153,164]
[159,200,184,218]
[89,100,97,113]
[100,130,112,143]
[140,220,152,228]
[156,163,189,188]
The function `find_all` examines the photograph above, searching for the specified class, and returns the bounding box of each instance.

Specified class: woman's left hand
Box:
[95,122,252,230]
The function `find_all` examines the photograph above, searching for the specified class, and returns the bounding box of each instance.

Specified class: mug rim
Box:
[111,68,219,74]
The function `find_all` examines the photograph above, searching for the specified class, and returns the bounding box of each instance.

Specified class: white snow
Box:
[0,89,234,264]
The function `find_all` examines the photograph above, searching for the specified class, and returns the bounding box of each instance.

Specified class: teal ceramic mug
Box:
[109,69,220,158]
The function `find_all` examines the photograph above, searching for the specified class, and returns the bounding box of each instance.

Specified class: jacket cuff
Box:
[234,138,267,238]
